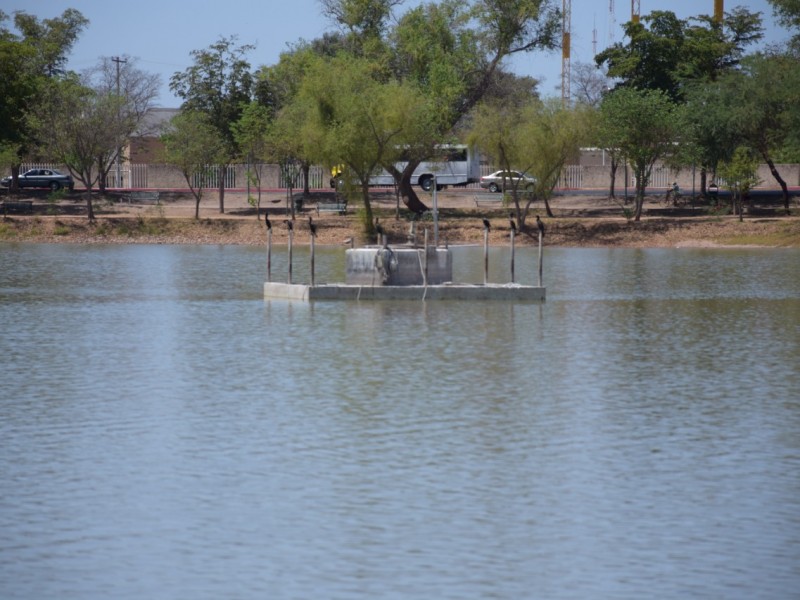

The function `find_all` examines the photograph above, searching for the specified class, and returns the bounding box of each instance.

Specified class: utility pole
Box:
[562,0,571,108]
[112,56,127,189]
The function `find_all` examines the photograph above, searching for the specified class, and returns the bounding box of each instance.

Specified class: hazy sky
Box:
[6,0,790,106]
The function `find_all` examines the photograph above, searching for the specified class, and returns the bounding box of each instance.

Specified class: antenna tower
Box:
[608,0,616,46]
[632,0,640,23]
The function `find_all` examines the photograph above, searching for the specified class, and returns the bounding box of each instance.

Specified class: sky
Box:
[4,0,791,107]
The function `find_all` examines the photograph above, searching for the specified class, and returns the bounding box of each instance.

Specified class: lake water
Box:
[1,242,798,600]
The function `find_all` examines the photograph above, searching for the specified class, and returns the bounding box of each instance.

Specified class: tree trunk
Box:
[98,167,107,194]
[633,172,646,221]
[302,162,311,196]
[361,182,374,235]
[10,164,20,193]
[762,154,790,215]
[608,157,618,199]
[399,162,429,215]
[542,197,554,218]
[382,161,430,215]
[83,180,95,220]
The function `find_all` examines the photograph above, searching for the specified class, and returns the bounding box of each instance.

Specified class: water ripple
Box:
[1,244,798,599]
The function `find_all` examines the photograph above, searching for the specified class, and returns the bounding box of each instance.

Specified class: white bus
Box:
[331,145,481,191]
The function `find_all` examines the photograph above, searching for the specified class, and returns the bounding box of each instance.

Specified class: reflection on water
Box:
[1,243,798,599]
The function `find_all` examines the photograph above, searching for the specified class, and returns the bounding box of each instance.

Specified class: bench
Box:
[474,195,504,208]
[2,200,34,214]
[126,190,160,204]
[316,200,348,215]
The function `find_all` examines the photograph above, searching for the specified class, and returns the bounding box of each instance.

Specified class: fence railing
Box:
[560,165,582,189]
[20,163,63,173]
[16,161,793,192]
[278,165,325,189]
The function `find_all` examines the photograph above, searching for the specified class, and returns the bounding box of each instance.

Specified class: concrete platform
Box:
[264,282,545,301]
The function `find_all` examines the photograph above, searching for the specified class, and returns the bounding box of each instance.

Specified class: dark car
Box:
[1,168,74,191]
[479,170,535,193]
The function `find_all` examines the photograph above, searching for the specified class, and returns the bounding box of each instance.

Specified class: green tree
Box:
[595,8,763,100]
[170,36,254,214]
[161,111,226,219]
[769,0,800,48]
[718,146,761,221]
[599,88,684,221]
[0,9,87,188]
[525,100,592,219]
[681,81,740,195]
[724,52,800,214]
[468,100,536,224]
[469,98,589,227]
[28,76,124,219]
[296,54,424,233]
[263,101,308,219]
[232,102,271,219]
[320,0,399,56]
[0,142,18,200]
[312,0,560,214]
[255,42,329,195]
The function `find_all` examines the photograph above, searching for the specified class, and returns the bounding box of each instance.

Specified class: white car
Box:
[479,170,535,193]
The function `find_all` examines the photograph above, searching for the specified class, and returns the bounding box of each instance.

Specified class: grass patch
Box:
[94,222,112,236]
[0,222,17,239]
[718,221,800,247]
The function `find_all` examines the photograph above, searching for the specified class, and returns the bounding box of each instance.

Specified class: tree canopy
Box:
[595,8,763,100]
[599,87,685,221]
[0,9,88,184]
[170,36,255,213]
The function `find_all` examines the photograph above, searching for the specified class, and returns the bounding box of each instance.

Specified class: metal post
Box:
[537,230,543,287]
[287,228,293,284]
[483,226,489,284]
[423,228,429,286]
[267,228,272,282]
[510,229,516,283]
[310,233,315,287]
[432,175,439,247]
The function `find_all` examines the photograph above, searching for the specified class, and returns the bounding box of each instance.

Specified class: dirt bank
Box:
[1,189,798,248]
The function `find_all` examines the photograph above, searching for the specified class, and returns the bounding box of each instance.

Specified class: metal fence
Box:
[560,165,582,189]
[191,165,236,190]
[20,163,63,173]
[278,165,325,189]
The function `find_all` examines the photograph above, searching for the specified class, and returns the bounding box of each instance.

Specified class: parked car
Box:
[479,170,535,193]
[1,168,74,191]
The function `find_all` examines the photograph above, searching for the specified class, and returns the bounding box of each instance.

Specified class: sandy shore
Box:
[2,189,798,248]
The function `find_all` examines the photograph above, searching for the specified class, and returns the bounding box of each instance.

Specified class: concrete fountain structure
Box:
[264,183,545,302]
[263,222,546,302]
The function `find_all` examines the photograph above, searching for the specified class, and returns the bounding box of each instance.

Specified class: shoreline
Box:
[2,191,798,248]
